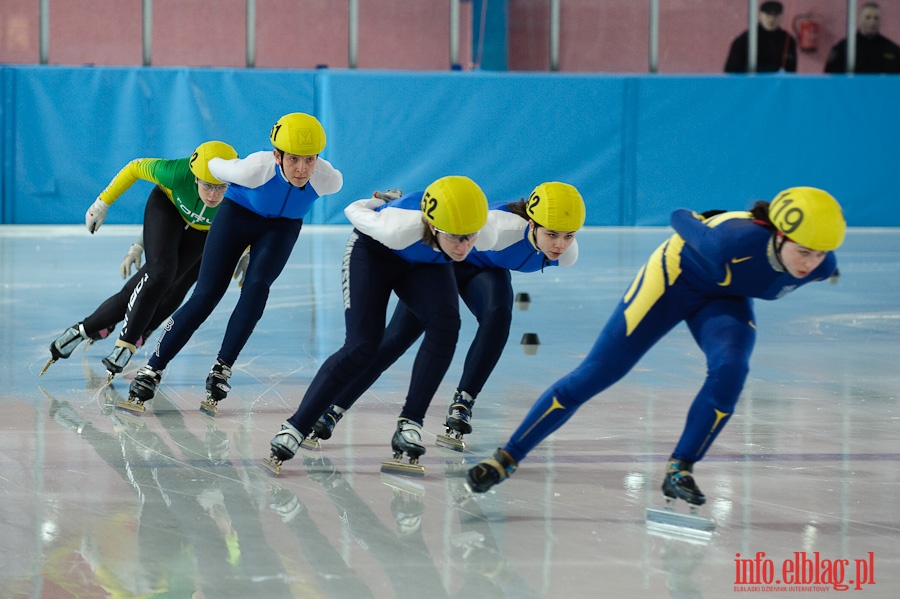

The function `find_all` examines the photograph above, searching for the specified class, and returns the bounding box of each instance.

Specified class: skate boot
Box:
[466,448,517,493]
[40,323,89,375]
[200,360,232,416]
[381,418,427,477]
[86,325,116,347]
[436,391,474,452]
[262,422,305,475]
[661,460,706,507]
[101,342,135,383]
[301,405,344,450]
[116,365,162,415]
[646,460,715,536]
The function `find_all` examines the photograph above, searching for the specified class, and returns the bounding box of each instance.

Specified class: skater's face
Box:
[530,222,576,261]
[778,236,827,279]
[276,150,317,187]
[432,226,479,262]
[196,179,228,208]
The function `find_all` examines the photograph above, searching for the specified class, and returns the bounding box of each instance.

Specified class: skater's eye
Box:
[199,181,228,193]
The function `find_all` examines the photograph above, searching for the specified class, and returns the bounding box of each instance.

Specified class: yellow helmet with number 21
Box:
[270,112,326,156]
[769,187,845,251]
[421,176,488,236]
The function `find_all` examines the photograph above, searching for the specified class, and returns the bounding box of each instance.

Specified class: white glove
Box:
[85,198,109,234]
[373,189,403,201]
[120,243,144,279]
[233,248,250,288]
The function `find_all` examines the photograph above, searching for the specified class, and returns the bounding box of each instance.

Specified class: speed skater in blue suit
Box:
[466,187,846,508]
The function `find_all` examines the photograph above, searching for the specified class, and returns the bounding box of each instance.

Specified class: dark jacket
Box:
[725,25,798,73]
[824,32,900,73]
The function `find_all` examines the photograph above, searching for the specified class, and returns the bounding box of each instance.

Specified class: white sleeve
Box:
[344,199,424,250]
[557,238,579,267]
[310,158,343,195]
[209,151,276,188]
[473,210,501,251]
[486,210,527,252]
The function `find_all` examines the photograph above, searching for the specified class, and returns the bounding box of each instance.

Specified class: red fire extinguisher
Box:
[793,12,821,53]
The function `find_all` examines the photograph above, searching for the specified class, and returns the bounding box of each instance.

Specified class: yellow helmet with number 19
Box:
[769,187,845,251]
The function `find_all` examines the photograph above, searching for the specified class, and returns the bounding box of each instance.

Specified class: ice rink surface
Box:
[1,224,898,598]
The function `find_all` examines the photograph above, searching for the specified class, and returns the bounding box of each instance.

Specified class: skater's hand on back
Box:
[85,198,109,234]
[373,189,403,201]
[120,242,143,279]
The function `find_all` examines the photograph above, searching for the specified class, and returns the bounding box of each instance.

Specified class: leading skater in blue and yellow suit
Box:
[467,187,846,507]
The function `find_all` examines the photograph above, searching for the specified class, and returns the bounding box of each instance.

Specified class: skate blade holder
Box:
[260,456,283,476]
[199,398,219,417]
[115,398,147,415]
[645,506,715,542]
[380,457,426,477]
[435,430,466,452]
[381,473,426,496]
[106,370,116,385]
[299,436,321,451]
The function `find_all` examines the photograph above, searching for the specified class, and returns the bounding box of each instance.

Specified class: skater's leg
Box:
[661,298,755,505]
[392,264,461,424]
[285,233,398,437]
[216,215,302,366]
[147,200,251,371]
[455,266,513,398]
[144,258,200,335]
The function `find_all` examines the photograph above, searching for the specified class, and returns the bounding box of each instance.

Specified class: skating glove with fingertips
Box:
[85,198,109,233]
[233,248,250,287]
[120,242,143,279]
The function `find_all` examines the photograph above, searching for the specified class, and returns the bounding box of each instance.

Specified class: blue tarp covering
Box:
[1,66,897,226]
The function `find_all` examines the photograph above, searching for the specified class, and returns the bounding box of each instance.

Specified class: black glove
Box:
[700,209,727,219]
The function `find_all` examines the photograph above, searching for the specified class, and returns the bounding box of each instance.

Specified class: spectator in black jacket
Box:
[825,2,900,73]
[725,1,797,73]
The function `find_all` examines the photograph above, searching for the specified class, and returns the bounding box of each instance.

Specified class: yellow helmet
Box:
[421,176,488,235]
[270,112,326,155]
[190,141,238,185]
[769,187,846,251]
[526,182,586,231]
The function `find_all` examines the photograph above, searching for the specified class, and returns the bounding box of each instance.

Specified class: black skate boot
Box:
[101,342,135,383]
[117,365,162,415]
[646,460,715,536]
[436,391,474,452]
[381,418,427,477]
[40,323,89,375]
[262,422,305,475]
[201,360,232,416]
[466,448,518,493]
[301,405,344,450]
[661,459,706,506]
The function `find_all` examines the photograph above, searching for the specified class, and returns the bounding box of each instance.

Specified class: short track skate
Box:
[261,454,285,476]
[435,393,473,452]
[381,419,427,477]
[645,499,715,541]
[115,395,148,415]
[436,428,466,452]
[199,396,220,417]
[299,435,321,451]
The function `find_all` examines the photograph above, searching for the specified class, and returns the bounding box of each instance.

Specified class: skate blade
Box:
[381,473,426,496]
[199,399,219,417]
[106,371,116,385]
[380,459,426,477]
[299,437,320,451]
[646,507,715,541]
[436,433,465,452]
[39,358,56,377]
[260,456,283,476]
[115,399,147,415]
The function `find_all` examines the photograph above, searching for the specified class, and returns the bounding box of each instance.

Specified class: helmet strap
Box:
[767,231,788,273]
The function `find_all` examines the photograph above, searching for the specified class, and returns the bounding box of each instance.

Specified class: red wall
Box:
[1,0,898,73]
